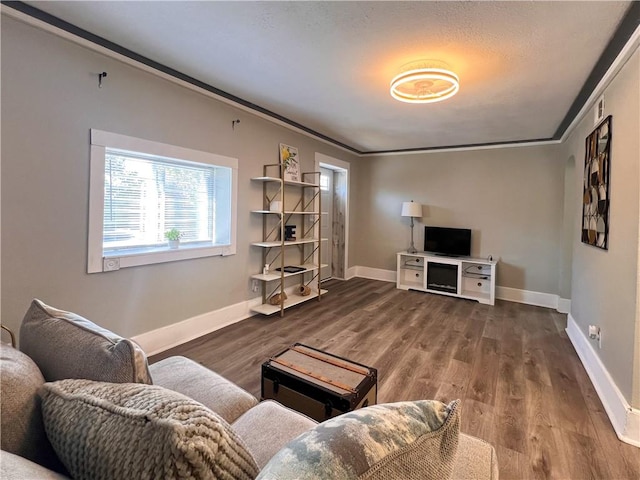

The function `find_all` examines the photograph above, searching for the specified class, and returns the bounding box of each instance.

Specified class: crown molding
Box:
[2,1,638,157]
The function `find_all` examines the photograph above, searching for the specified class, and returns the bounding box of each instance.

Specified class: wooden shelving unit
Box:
[251,164,327,316]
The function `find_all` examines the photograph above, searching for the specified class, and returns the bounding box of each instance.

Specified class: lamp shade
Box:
[401,201,422,218]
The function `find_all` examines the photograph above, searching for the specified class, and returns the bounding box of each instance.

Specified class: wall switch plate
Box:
[103,257,120,271]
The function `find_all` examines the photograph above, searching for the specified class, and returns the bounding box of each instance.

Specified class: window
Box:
[320,174,330,191]
[88,129,237,273]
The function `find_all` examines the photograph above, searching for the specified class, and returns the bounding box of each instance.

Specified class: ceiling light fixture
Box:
[390,61,459,104]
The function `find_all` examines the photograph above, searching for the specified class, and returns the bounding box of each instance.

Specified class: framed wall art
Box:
[279,143,300,182]
[582,115,611,250]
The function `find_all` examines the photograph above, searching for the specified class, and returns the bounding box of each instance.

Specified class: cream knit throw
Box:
[40,379,259,480]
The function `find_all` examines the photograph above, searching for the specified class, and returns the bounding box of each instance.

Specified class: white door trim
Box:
[315,153,350,280]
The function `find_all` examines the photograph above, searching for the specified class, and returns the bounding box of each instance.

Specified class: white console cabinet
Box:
[396,251,497,305]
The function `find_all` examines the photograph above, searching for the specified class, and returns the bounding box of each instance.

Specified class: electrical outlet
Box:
[588,325,602,349]
[103,257,120,271]
[251,279,259,292]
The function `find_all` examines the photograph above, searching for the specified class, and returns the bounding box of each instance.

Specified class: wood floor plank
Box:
[526,422,567,480]
[460,398,496,443]
[545,349,598,439]
[495,445,527,480]
[150,278,640,480]
[467,336,500,406]
[553,429,614,480]
[435,358,472,404]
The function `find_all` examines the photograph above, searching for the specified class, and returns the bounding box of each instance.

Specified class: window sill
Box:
[90,243,235,273]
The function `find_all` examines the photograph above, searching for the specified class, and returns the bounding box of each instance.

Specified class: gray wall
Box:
[353,146,566,294]
[1,16,357,338]
[5,15,638,409]
[563,49,640,407]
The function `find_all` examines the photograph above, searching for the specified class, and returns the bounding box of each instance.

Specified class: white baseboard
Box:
[345,266,358,280]
[557,297,571,314]
[135,267,571,356]
[133,283,322,356]
[496,286,570,312]
[352,265,396,282]
[350,266,571,312]
[566,314,640,447]
[131,296,262,356]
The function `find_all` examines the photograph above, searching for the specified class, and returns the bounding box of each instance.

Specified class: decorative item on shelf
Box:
[284,225,296,241]
[277,266,306,273]
[269,291,288,306]
[297,285,311,296]
[270,200,282,212]
[401,201,423,254]
[263,263,270,275]
[164,228,183,249]
[279,144,300,182]
[581,115,611,250]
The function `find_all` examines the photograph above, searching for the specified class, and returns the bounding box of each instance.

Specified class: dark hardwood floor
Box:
[151,278,640,479]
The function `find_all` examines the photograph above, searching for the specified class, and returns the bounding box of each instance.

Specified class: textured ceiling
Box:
[19,1,635,153]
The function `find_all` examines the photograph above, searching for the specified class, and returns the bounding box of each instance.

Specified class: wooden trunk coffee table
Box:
[261,343,377,422]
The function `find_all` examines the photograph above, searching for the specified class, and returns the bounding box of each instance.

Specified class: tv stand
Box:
[396,251,497,305]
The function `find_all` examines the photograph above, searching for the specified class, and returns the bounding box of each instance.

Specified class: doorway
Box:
[315,153,349,281]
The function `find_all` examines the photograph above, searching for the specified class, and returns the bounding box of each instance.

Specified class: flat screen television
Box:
[424,226,472,257]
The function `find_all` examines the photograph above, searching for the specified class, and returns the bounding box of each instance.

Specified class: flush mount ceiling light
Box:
[390,61,459,104]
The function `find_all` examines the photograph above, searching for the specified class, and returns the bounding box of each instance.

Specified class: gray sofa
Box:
[1,299,498,479]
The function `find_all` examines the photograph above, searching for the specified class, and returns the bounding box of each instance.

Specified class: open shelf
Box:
[252,238,327,248]
[251,176,319,188]
[251,210,324,215]
[251,264,327,281]
[251,289,328,316]
[251,176,282,183]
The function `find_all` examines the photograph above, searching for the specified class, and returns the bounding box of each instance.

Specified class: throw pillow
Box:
[0,344,66,473]
[256,399,460,480]
[20,299,152,384]
[40,379,260,480]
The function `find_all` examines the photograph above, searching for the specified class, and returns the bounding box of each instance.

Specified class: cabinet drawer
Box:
[401,268,424,287]
[462,276,491,294]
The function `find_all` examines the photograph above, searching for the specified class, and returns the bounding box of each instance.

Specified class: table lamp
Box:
[401,201,423,254]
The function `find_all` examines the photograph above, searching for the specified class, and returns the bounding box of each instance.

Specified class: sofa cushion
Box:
[40,379,260,480]
[256,399,460,480]
[0,343,65,473]
[452,433,499,480]
[20,299,151,384]
[0,450,70,480]
[232,400,317,469]
[150,355,258,424]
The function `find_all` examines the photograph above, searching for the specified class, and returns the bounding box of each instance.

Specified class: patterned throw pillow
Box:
[20,299,152,384]
[257,400,460,480]
[40,379,259,480]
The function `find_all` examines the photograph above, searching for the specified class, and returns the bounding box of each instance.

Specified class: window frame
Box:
[88,129,238,273]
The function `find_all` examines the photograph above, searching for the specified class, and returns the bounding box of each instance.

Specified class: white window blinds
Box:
[103,149,231,253]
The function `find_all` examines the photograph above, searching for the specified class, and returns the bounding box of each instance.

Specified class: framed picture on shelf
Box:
[279,143,300,182]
